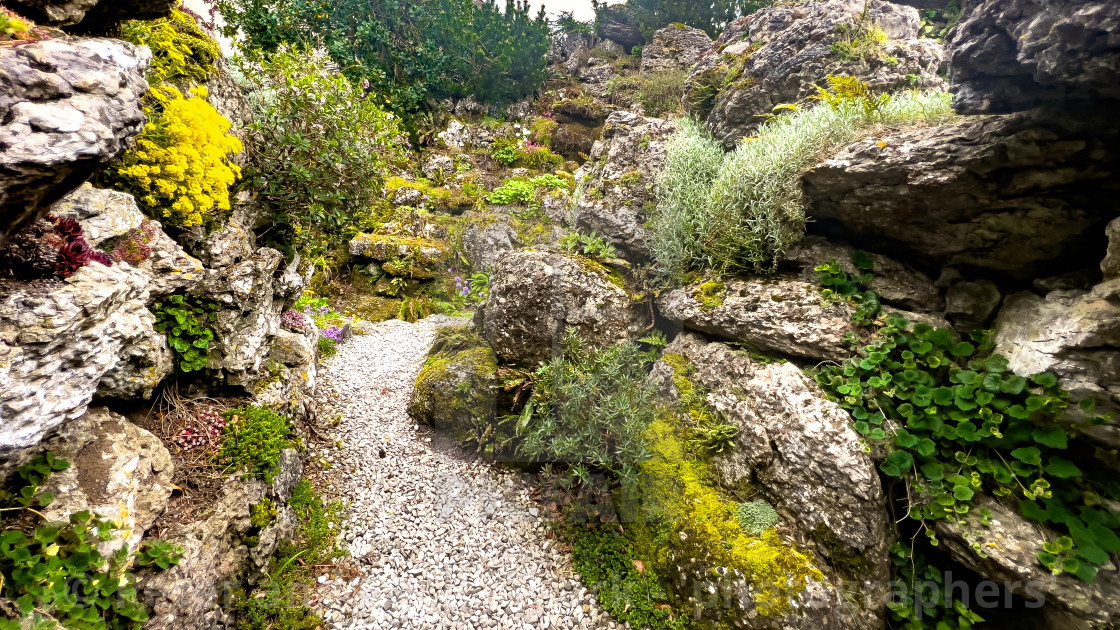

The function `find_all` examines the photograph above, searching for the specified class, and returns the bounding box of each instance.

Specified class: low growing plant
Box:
[558,232,618,259]
[219,406,298,483]
[152,294,219,372]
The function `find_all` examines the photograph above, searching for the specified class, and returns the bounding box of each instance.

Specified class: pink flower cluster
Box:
[174,408,227,451]
[109,221,160,267]
[281,309,309,331]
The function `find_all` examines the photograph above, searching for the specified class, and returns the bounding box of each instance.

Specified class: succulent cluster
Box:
[108,221,160,266]
[0,216,111,280]
[174,407,227,451]
[280,309,309,331]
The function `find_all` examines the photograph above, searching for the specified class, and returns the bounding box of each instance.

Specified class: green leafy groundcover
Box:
[152,294,219,373]
[219,406,299,483]
[0,454,182,630]
[812,258,1120,586]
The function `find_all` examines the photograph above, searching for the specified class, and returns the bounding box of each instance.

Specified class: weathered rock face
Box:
[595,3,644,49]
[783,236,943,313]
[138,449,302,630]
[180,207,257,269]
[933,494,1120,629]
[7,0,175,28]
[95,305,174,400]
[573,111,674,262]
[52,183,143,247]
[0,38,150,247]
[460,218,521,272]
[482,248,644,366]
[640,24,713,73]
[948,0,1120,116]
[1102,217,1120,280]
[191,247,284,386]
[657,278,866,363]
[0,263,150,452]
[993,281,1120,447]
[685,0,944,146]
[664,331,890,573]
[0,407,173,556]
[408,330,497,438]
[349,233,451,279]
[548,31,590,67]
[803,112,1120,279]
[944,278,1001,331]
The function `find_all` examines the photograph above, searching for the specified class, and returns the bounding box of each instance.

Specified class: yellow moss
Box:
[638,415,823,618]
[572,255,626,291]
[693,280,725,311]
[120,9,220,86]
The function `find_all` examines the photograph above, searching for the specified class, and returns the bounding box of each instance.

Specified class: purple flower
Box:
[322,326,344,342]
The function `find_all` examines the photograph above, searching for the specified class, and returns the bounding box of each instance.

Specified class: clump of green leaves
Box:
[815,313,1120,582]
[219,406,298,483]
[829,21,891,64]
[815,250,880,325]
[488,179,536,205]
[518,330,665,489]
[492,144,520,167]
[0,454,183,630]
[887,541,983,629]
[152,294,219,372]
[919,0,961,41]
[558,232,618,259]
[736,500,779,536]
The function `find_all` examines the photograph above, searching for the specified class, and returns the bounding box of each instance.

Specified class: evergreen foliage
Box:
[593,0,773,39]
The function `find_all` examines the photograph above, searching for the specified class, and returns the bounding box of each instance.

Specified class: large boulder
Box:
[685,0,944,147]
[460,216,521,272]
[95,305,174,400]
[992,280,1120,447]
[573,111,674,262]
[138,449,302,630]
[641,24,713,73]
[0,263,150,452]
[6,0,175,28]
[0,407,174,557]
[933,494,1120,629]
[482,248,644,366]
[657,277,866,363]
[0,38,151,247]
[408,327,497,438]
[948,0,1120,116]
[783,236,943,313]
[595,3,644,49]
[803,112,1120,279]
[655,332,890,628]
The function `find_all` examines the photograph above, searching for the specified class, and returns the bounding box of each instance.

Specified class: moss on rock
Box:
[407,326,497,439]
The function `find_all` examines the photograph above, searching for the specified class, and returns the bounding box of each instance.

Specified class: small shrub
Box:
[488,179,535,205]
[558,232,618,259]
[152,293,219,372]
[0,6,33,41]
[105,85,242,229]
[219,405,297,483]
[492,144,520,166]
[638,69,688,117]
[529,116,559,147]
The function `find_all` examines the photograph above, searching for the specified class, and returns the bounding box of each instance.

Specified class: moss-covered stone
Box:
[692,280,725,311]
[349,233,451,279]
[407,326,498,439]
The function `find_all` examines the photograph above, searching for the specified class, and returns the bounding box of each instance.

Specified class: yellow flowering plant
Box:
[107,86,243,229]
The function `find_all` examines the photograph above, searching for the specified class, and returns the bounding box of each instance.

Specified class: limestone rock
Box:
[7,0,175,28]
[1102,217,1120,280]
[933,494,1120,628]
[547,31,590,67]
[460,217,521,272]
[349,234,451,279]
[948,0,1120,116]
[141,222,205,297]
[657,277,866,363]
[573,111,674,262]
[51,183,143,247]
[139,450,302,630]
[95,306,173,400]
[269,327,317,368]
[0,38,151,247]
[0,263,150,452]
[803,112,1120,279]
[422,154,455,182]
[993,282,1120,446]
[784,236,943,312]
[191,247,283,385]
[653,332,889,629]
[408,329,497,438]
[944,279,1001,331]
[685,0,944,147]
[1,407,173,557]
[180,207,256,269]
[595,4,643,49]
[641,24,713,73]
[482,248,644,366]
[575,60,617,99]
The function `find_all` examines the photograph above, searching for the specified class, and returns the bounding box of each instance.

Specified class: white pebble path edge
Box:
[310,315,616,630]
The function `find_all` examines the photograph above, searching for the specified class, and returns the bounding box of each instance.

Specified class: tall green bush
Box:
[594,0,773,39]
[216,0,550,114]
[234,47,411,267]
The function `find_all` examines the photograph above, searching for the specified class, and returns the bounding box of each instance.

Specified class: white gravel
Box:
[310,315,612,630]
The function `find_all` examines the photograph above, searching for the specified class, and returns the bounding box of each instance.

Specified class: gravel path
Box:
[310,316,612,630]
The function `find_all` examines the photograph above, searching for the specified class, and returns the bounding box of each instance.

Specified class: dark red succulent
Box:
[89,251,113,267]
[53,216,83,240]
[56,237,92,278]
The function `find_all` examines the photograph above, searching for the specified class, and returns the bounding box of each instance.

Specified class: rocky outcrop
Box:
[595,3,643,49]
[191,247,284,386]
[349,233,451,279]
[684,0,944,146]
[482,248,643,366]
[573,111,674,262]
[944,278,1001,331]
[460,217,521,272]
[783,236,943,313]
[933,494,1120,629]
[7,0,175,28]
[0,407,174,556]
[0,38,151,247]
[662,333,890,583]
[95,305,174,400]
[139,449,302,630]
[948,0,1120,116]
[640,24,712,73]
[52,183,143,247]
[993,281,1120,446]
[0,263,150,452]
[408,329,497,438]
[657,278,866,363]
[803,112,1120,279]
